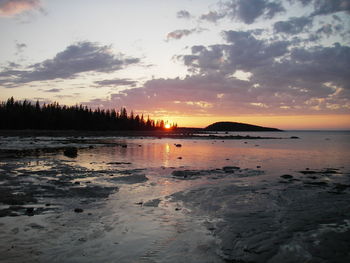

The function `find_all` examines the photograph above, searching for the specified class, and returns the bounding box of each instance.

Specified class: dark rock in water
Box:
[256,166,261,168]
[175,144,182,147]
[107,162,132,165]
[222,166,240,173]
[0,190,37,206]
[172,170,198,179]
[290,136,299,139]
[280,174,293,179]
[303,181,328,187]
[143,198,161,207]
[74,208,83,213]
[88,145,94,149]
[25,207,34,216]
[121,145,127,148]
[299,170,318,174]
[177,157,182,159]
[63,147,78,158]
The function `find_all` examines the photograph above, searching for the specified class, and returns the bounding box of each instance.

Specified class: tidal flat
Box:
[0,131,349,263]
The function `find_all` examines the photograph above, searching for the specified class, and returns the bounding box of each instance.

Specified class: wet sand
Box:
[0,134,349,262]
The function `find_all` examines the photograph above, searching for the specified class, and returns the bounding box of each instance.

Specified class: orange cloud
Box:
[0,0,40,17]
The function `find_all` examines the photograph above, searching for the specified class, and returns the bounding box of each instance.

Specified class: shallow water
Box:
[0,131,349,262]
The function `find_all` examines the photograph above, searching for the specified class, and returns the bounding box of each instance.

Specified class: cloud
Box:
[274,16,313,34]
[94,78,137,87]
[288,0,313,6]
[312,0,350,16]
[0,0,40,17]
[225,0,285,24]
[91,30,350,117]
[0,41,140,86]
[166,28,206,40]
[15,42,27,54]
[181,30,290,74]
[176,10,191,19]
[43,88,61,93]
[200,11,225,23]
[167,29,193,40]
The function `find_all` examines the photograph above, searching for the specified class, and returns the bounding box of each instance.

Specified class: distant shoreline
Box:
[0,129,289,140]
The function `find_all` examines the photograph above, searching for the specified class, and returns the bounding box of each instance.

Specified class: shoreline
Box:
[0,129,286,140]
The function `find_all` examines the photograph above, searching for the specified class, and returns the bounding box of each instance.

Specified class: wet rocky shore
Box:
[0,135,349,262]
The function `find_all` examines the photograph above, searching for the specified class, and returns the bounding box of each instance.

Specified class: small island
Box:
[205,121,282,132]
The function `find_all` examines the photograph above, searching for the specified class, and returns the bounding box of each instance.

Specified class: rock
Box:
[175,144,182,147]
[257,166,261,168]
[280,174,293,179]
[63,147,78,158]
[290,136,299,139]
[299,170,318,174]
[25,207,35,216]
[222,166,240,173]
[121,145,127,148]
[143,199,161,207]
[177,157,182,159]
[74,208,83,213]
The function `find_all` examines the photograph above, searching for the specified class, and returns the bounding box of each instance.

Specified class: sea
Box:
[0,130,350,263]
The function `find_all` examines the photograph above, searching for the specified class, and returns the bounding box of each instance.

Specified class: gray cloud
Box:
[166,28,206,40]
[0,41,140,86]
[312,0,350,16]
[0,0,40,16]
[274,16,313,34]
[167,29,193,40]
[181,30,290,74]
[226,0,285,24]
[15,42,27,54]
[287,0,313,6]
[176,10,191,19]
[200,11,225,23]
[108,31,349,116]
[94,78,137,87]
[43,88,61,93]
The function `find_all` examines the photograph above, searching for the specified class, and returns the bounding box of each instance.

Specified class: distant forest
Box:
[0,97,176,131]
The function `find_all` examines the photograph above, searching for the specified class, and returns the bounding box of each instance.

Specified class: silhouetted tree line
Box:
[0,97,177,131]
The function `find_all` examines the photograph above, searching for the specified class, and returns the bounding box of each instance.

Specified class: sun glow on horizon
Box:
[158,114,350,130]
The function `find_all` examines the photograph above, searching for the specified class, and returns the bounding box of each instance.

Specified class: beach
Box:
[0,131,349,263]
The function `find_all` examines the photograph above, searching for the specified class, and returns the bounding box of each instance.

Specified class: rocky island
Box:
[205,121,282,132]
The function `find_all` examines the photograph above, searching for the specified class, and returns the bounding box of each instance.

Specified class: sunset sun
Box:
[164,123,171,129]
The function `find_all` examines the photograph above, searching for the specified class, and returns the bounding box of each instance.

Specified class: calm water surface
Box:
[76,130,350,176]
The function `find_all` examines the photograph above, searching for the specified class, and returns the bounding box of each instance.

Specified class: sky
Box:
[0,0,350,129]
